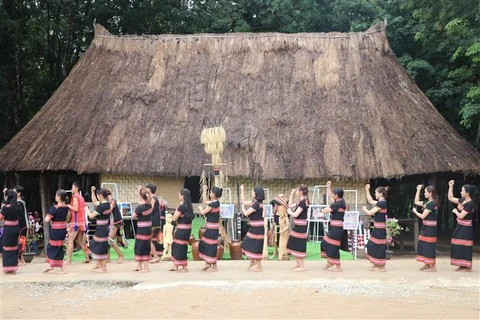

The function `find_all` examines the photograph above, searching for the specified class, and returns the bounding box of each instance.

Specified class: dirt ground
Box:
[1,257,479,319]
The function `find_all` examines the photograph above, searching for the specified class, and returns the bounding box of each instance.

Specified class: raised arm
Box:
[326,181,335,204]
[201,186,211,204]
[288,189,296,208]
[414,185,424,207]
[287,204,304,218]
[362,205,380,217]
[413,207,431,220]
[365,184,377,206]
[447,180,459,204]
[240,185,250,206]
[91,186,99,207]
[198,204,212,216]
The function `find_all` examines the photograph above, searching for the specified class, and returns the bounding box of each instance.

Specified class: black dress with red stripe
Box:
[46,205,69,268]
[321,199,346,265]
[199,200,220,264]
[151,196,164,255]
[241,200,265,260]
[89,202,112,261]
[0,204,20,273]
[417,200,438,265]
[172,204,192,267]
[134,203,153,262]
[366,200,387,266]
[286,199,309,259]
[451,201,476,268]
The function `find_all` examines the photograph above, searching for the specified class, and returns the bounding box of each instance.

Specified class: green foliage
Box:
[0,0,479,149]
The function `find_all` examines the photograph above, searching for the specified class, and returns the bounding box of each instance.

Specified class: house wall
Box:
[100,173,184,207]
[100,174,367,212]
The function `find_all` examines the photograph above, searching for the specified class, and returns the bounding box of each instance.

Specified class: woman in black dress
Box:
[84,188,111,273]
[320,181,346,272]
[240,185,265,272]
[170,189,194,273]
[362,184,389,272]
[448,180,477,272]
[44,189,69,274]
[286,185,309,272]
[198,186,222,272]
[132,187,153,272]
[413,185,439,272]
[92,187,125,264]
[0,189,19,274]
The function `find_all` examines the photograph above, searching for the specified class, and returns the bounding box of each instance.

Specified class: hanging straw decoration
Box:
[199,169,208,202]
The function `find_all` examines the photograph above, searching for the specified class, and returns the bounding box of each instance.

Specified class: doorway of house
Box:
[184,176,201,203]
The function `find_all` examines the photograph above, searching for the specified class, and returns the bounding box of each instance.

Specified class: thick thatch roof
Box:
[0,23,479,180]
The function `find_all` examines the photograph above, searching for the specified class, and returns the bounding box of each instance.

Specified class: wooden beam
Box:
[39,171,50,253]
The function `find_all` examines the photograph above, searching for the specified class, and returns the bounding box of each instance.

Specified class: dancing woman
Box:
[286,185,309,272]
[240,185,265,272]
[84,188,111,273]
[132,187,153,272]
[44,189,69,274]
[198,185,223,272]
[362,184,389,272]
[320,181,346,272]
[448,180,477,272]
[412,185,439,272]
[170,189,194,273]
[0,189,19,274]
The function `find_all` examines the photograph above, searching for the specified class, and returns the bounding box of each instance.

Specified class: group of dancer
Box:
[0,180,476,274]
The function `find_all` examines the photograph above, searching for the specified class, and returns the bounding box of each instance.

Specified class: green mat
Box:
[72,217,355,262]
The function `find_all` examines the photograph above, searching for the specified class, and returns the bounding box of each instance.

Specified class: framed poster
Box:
[263,204,273,218]
[343,211,359,230]
[220,204,235,219]
[309,205,329,221]
[118,202,132,217]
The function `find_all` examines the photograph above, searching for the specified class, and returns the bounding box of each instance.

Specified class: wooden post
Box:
[39,171,50,253]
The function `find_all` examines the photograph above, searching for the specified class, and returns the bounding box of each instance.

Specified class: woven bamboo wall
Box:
[100,173,184,207]
[226,178,367,210]
[100,174,367,211]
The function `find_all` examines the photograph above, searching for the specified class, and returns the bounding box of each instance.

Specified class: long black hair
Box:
[253,186,265,201]
[180,188,194,220]
[4,189,17,206]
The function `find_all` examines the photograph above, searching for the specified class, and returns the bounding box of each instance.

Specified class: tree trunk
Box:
[39,171,50,253]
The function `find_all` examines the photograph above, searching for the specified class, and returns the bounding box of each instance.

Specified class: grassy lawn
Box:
[72,217,354,262]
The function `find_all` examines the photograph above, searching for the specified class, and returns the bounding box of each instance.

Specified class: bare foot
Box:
[323,264,333,270]
[250,266,263,272]
[168,267,178,271]
[94,268,107,273]
[419,265,429,271]
[177,268,188,273]
[149,257,160,264]
[54,270,67,275]
[290,264,300,270]
[293,267,306,272]
[43,268,53,273]
[202,264,212,271]
[83,259,91,264]
[139,269,150,273]
[331,267,342,272]
[64,260,72,265]
[116,256,124,264]
[457,267,472,272]
[373,266,386,272]
[424,266,437,272]
[92,265,101,270]
[19,261,26,266]
[206,265,218,272]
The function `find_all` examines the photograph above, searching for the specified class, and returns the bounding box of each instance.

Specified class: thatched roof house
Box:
[1,23,479,185]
